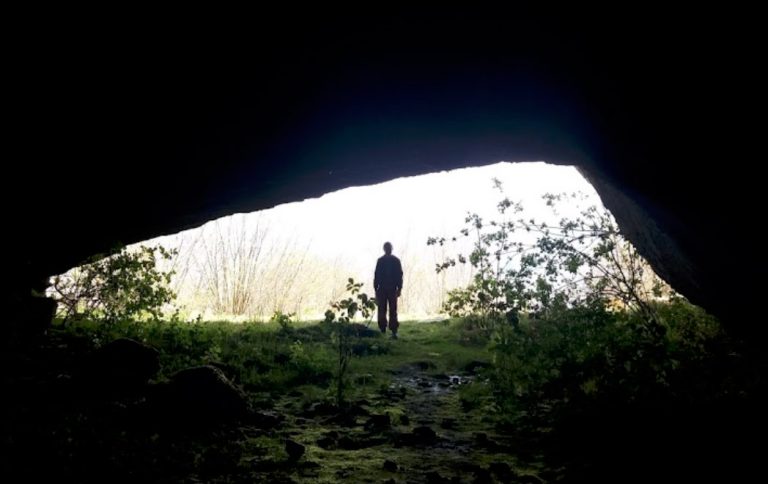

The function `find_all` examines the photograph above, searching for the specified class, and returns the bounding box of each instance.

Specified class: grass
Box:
[53,317,492,406]
[350,320,487,376]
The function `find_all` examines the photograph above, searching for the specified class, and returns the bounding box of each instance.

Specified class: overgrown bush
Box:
[487,298,730,425]
[430,180,734,428]
[50,245,177,325]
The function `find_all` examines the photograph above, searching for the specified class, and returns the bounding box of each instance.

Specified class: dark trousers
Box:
[376,287,399,333]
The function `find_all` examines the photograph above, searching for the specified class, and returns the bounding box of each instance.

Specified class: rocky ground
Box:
[1,325,550,483]
[261,362,548,483]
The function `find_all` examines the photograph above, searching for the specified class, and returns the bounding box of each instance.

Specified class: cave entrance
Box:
[33,161,750,483]
[61,161,657,323]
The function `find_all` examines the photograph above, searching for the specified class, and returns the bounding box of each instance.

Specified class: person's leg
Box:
[376,290,388,332]
[388,289,399,335]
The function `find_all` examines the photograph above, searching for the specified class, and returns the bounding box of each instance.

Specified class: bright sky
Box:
[251,161,598,266]
[121,161,606,318]
[146,161,602,272]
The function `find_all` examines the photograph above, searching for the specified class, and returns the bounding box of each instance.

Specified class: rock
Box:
[337,436,358,450]
[20,296,56,343]
[395,426,438,446]
[285,439,305,461]
[336,435,386,450]
[413,426,437,442]
[425,471,447,483]
[489,462,516,481]
[316,436,336,449]
[463,360,491,374]
[474,432,503,451]
[248,410,283,428]
[383,459,398,472]
[85,338,159,392]
[457,462,483,474]
[348,403,370,416]
[208,361,237,379]
[160,365,249,423]
[473,468,492,484]
[440,418,457,430]
[322,402,367,425]
[350,323,379,338]
[302,401,337,417]
[364,413,391,431]
[325,412,358,427]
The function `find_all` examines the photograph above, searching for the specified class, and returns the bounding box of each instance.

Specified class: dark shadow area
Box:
[3,312,766,482]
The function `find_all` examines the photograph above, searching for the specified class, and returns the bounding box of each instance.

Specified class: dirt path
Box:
[265,362,545,483]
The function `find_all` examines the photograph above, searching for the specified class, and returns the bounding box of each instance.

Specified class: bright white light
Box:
[249,161,598,267]
[136,161,603,319]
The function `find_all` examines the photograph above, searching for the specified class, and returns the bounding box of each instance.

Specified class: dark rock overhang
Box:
[8,8,763,337]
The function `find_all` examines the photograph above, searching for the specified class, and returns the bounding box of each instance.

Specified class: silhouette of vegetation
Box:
[323,278,377,406]
[428,181,754,478]
[50,245,177,325]
[429,182,673,325]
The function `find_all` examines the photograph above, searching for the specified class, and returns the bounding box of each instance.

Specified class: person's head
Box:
[383,242,393,254]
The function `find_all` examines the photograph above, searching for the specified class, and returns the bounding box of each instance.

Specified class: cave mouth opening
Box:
[24,161,757,483]
[52,160,672,323]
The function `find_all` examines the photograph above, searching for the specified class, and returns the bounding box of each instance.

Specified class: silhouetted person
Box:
[374,242,403,338]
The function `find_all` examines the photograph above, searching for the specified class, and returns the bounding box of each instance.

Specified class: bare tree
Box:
[194,215,269,315]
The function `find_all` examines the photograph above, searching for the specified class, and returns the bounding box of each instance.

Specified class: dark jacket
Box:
[374,254,403,291]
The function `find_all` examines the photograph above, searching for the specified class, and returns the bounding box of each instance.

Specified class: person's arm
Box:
[374,259,381,291]
[397,258,403,296]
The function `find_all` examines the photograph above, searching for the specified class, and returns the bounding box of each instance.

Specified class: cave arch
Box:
[8,9,762,341]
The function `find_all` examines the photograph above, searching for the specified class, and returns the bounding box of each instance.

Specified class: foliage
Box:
[428,182,674,328]
[270,310,296,336]
[323,278,377,405]
[428,179,739,434]
[50,245,177,325]
[488,298,730,424]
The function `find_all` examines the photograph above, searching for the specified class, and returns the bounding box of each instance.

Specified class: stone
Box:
[158,365,249,424]
[364,413,391,431]
[85,338,159,392]
[285,439,305,460]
